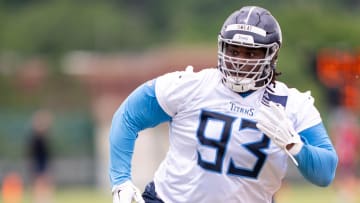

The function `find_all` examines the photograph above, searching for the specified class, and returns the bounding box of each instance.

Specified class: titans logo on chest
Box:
[229,101,255,117]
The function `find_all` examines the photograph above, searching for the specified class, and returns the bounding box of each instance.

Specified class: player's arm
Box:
[109,79,171,201]
[295,122,338,187]
[256,102,338,187]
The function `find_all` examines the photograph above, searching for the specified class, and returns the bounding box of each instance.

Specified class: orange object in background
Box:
[316,49,360,112]
[1,172,24,203]
[316,49,344,88]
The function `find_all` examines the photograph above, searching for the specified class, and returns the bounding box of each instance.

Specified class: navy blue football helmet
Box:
[218,6,282,92]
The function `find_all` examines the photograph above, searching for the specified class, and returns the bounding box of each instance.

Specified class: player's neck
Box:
[238,90,255,98]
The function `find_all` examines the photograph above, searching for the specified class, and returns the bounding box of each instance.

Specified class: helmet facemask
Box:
[218,36,279,93]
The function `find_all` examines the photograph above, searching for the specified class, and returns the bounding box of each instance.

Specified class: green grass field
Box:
[276,184,350,203]
[6,184,359,203]
[3,187,111,203]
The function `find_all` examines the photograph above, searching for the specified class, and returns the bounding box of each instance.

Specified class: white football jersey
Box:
[154,68,321,203]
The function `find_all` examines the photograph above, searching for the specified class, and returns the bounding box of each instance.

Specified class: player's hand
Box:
[255,102,303,166]
[112,180,145,203]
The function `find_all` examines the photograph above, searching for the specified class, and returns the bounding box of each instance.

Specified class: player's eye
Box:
[245,51,256,58]
[230,49,240,56]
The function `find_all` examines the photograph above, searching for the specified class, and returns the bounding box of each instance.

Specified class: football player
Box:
[109,6,338,203]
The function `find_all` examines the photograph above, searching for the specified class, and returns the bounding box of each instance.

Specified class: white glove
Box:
[112,180,145,203]
[255,102,303,166]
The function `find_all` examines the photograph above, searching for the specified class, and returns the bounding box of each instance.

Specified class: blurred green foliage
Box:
[1,0,359,54]
[0,1,359,109]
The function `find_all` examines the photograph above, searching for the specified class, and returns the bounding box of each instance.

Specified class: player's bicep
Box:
[121,79,171,131]
[299,122,335,151]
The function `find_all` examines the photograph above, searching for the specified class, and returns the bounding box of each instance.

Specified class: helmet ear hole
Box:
[272,53,278,65]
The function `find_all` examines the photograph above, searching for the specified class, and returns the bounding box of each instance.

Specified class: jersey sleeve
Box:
[155,69,199,117]
[289,90,322,133]
[109,79,171,186]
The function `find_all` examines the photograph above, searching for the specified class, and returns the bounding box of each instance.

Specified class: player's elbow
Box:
[313,153,338,187]
[315,176,333,187]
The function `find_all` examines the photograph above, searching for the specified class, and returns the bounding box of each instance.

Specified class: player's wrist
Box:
[287,142,303,155]
[112,180,132,193]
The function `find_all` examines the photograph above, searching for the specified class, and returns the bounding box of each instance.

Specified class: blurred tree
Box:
[0,0,360,111]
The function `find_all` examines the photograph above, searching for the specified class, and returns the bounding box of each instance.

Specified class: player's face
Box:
[224,44,266,77]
